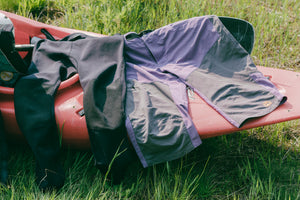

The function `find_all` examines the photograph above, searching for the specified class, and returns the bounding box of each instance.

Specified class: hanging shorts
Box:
[124,15,286,167]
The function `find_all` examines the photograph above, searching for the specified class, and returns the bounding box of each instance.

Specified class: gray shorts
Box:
[124,16,286,167]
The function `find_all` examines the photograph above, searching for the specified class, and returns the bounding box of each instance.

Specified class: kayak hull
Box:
[1,11,300,149]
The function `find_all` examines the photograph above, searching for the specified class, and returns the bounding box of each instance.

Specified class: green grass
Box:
[1,0,300,199]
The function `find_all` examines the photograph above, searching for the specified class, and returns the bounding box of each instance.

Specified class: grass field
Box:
[0,0,299,199]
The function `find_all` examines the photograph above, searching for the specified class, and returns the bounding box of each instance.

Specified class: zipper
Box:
[187,86,195,100]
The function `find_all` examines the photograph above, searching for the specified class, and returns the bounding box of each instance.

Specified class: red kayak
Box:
[1,10,300,149]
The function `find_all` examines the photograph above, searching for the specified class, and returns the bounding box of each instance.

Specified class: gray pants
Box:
[14,33,133,182]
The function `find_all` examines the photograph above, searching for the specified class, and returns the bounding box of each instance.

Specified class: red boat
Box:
[1,10,300,149]
[0,10,104,148]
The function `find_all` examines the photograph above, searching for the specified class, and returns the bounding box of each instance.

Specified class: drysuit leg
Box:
[14,73,65,191]
[0,111,8,185]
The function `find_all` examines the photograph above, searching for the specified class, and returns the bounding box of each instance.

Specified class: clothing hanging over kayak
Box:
[124,15,286,167]
[13,15,286,173]
[14,33,135,186]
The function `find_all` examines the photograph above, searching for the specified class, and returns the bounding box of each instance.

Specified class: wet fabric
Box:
[14,33,131,178]
[124,15,286,167]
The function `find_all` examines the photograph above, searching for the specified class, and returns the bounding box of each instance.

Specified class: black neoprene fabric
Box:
[14,33,133,186]
[0,111,8,185]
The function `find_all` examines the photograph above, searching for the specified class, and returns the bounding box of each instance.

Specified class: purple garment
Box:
[124,16,286,167]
